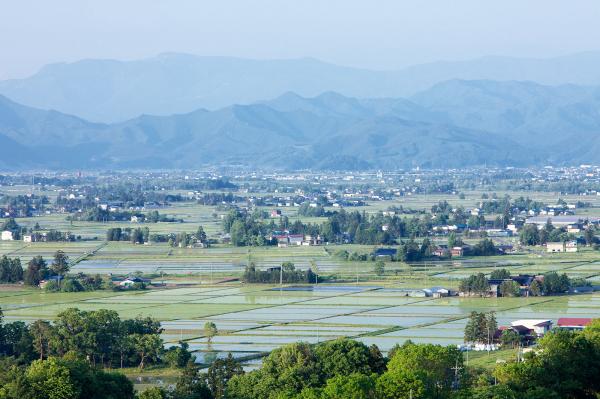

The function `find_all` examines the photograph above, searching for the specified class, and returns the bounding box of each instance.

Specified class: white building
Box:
[1,231,14,241]
[546,241,578,253]
[511,319,553,336]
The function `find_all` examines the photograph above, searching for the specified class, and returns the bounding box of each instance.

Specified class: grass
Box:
[467,347,520,370]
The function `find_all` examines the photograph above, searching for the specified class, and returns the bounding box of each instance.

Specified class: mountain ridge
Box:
[3,51,600,122]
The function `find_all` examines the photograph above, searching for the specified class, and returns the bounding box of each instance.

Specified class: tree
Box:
[490,268,510,280]
[499,280,520,297]
[448,232,463,249]
[206,353,243,399]
[373,261,385,276]
[165,341,194,368]
[138,387,168,399]
[230,220,246,246]
[542,272,571,294]
[529,279,542,296]
[465,311,497,344]
[25,358,77,399]
[24,256,48,286]
[459,273,490,296]
[500,330,521,349]
[131,333,163,369]
[494,329,600,398]
[584,227,596,246]
[519,224,540,246]
[320,373,376,399]
[376,368,425,399]
[385,342,462,399]
[50,250,70,279]
[204,322,218,344]
[172,363,212,399]
[29,320,52,360]
[0,256,23,283]
[315,338,373,380]
[196,226,207,244]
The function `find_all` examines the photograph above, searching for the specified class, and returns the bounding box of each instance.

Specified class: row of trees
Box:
[0,307,163,369]
[519,222,580,246]
[460,271,573,297]
[242,262,318,284]
[107,227,151,243]
[0,251,70,286]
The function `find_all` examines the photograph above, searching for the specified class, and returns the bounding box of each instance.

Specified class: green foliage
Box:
[315,339,374,380]
[243,263,317,284]
[519,224,540,246]
[542,272,571,294]
[373,261,385,276]
[50,250,70,277]
[465,312,497,344]
[0,256,23,284]
[206,353,244,399]
[489,268,510,280]
[459,273,490,296]
[494,329,600,398]
[24,256,49,286]
[469,239,497,256]
[320,373,376,399]
[385,341,463,399]
[138,387,168,399]
[203,322,218,344]
[499,280,520,297]
[164,341,195,369]
[172,363,212,399]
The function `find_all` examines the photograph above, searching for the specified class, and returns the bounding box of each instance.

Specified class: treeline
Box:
[519,222,580,246]
[0,307,163,368]
[198,193,246,206]
[0,194,49,217]
[460,270,573,297]
[1,251,108,293]
[76,208,182,223]
[242,262,318,284]
[107,227,150,243]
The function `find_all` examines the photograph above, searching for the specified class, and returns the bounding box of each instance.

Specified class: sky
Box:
[1,0,600,80]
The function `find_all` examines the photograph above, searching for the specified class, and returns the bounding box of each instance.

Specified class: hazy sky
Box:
[1,0,600,79]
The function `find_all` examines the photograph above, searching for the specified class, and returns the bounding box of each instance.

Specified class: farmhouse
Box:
[119,276,150,288]
[557,317,593,330]
[546,241,578,253]
[374,248,397,258]
[510,319,552,337]
[270,209,282,218]
[450,246,466,257]
[488,274,539,297]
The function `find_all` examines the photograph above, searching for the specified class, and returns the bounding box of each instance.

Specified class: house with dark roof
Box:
[374,248,397,258]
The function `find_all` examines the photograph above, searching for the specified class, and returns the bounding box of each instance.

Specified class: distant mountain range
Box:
[3,78,600,170]
[3,52,600,122]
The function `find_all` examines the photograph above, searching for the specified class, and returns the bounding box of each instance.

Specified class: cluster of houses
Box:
[461,318,594,351]
[496,317,593,343]
[271,232,323,247]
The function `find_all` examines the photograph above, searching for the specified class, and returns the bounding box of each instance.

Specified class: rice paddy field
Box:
[2,283,600,370]
[3,187,600,371]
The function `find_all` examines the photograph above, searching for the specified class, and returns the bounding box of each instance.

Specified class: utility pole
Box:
[451,357,463,390]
